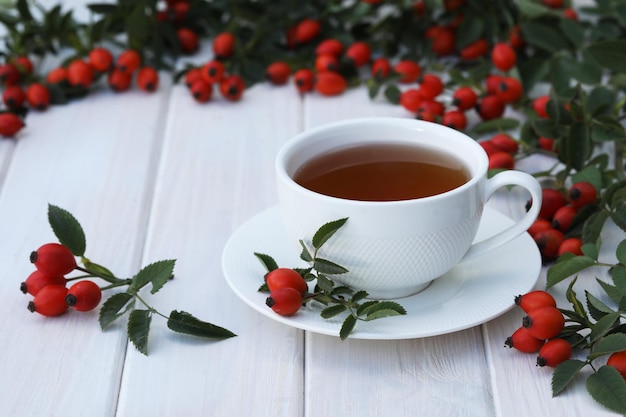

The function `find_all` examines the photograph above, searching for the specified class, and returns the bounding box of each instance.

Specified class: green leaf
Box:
[611,268,626,294]
[129,260,175,294]
[520,20,571,53]
[590,311,621,343]
[254,252,279,272]
[298,240,313,262]
[320,304,347,319]
[339,314,357,340]
[384,84,401,104]
[597,278,623,304]
[82,259,116,279]
[582,211,609,244]
[167,310,236,339]
[470,118,519,135]
[558,121,591,172]
[586,291,615,321]
[617,240,626,265]
[362,301,407,321]
[588,333,626,360]
[311,218,348,249]
[587,40,626,74]
[47,204,86,256]
[586,366,626,414]
[351,290,368,303]
[128,309,152,356]
[313,258,349,275]
[552,359,587,396]
[558,17,584,47]
[315,274,335,292]
[99,292,135,330]
[546,256,596,288]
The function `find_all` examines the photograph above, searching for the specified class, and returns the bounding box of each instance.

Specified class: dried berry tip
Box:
[522,316,531,328]
[65,294,77,307]
[29,251,37,263]
[27,301,36,313]
[20,282,27,294]
[265,297,275,308]
[504,337,513,348]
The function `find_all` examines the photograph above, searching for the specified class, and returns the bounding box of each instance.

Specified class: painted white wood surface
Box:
[0,1,619,417]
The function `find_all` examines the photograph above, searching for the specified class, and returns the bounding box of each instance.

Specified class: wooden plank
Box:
[0,76,173,416]
[114,80,306,416]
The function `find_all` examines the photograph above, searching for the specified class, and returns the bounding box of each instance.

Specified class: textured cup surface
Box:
[276,118,541,299]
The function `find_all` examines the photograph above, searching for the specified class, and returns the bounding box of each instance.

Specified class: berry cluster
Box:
[22,243,101,317]
[526,181,598,262]
[505,290,571,368]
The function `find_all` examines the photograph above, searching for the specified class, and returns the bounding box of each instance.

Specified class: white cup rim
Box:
[276,117,488,206]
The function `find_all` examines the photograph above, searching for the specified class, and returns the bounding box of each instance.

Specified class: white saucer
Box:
[222,206,541,339]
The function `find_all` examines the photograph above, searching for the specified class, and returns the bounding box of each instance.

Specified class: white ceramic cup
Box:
[276,118,542,299]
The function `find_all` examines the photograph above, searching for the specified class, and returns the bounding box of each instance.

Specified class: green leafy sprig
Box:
[255,218,406,340]
[46,203,236,355]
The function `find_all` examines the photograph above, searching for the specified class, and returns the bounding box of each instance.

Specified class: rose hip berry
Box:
[476,94,505,121]
[515,290,557,313]
[177,27,199,54]
[488,152,515,170]
[67,59,94,89]
[27,284,69,317]
[65,280,102,312]
[20,270,66,296]
[452,86,478,111]
[399,89,423,113]
[219,74,245,101]
[536,338,572,367]
[505,326,545,353]
[116,49,142,75]
[294,19,321,45]
[532,95,550,118]
[2,85,26,109]
[184,67,203,88]
[315,54,339,72]
[265,268,308,295]
[0,112,25,137]
[568,181,597,208]
[495,77,523,104]
[607,351,626,380]
[11,55,33,75]
[371,57,392,79]
[491,42,517,71]
[551,205,577,232]
[46,67,68,84]
[30,243,77,276]
[491,133,519,154]
[534,188,567,220]
[293,68,315,93]
[315,71,347,96]
[137,66,159,92]
[534,228,565,262]
[213,32,236,58]
[558,237,584,256]
[315,38,344,57]
[266,287,303,316]
[417,74,444,100]
[88,47,113,72]
[441,110,467,130]
[522,306,565,340]
[265,61,291,85]
[25,83,51,111]
[459,38,489,61]
[190,79,213,103]
[345,41,371,67]
[201,60,225,84]
[0,63,21,86]
[394,60,421,83]
[108,69,133,92]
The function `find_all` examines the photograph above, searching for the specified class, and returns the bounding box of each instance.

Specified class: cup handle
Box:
[461,170,542,261]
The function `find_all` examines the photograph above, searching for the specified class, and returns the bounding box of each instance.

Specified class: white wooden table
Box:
[0,1,619,416]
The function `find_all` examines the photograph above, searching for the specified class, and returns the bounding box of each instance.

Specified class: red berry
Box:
[416,99,445,116]
[315,54,339,72]
[184,67,203,88]
[2,85,26,109]
[515,290,557,313]
[533,95,550,118]
[491,133,519,154]
[27,284,69,317]
[522,306,565,340]
[568,181,597,208]
[509,25,525,49]
[177,27,199,54]
[137,66,159,92]
[201,60,225,84]
[266,287,303,316]
[479,140,500,157]
[534,228,565,261]
[213,32,236,58]
[116,49,142,75]
[0,63,20,86]
[394,60,421,83]
[607,351,626,380]
[265,268,308,295]
[65,280,102,312]
[108,69,133,92]
[0,112,25,137]
[315,38,344,56]
[30,243,77,276]
[345,42,371,67]
[426,26,456,56]
[88,47,113,72]
[46,67,68,84]
[315,72,347,96]
[67,59,94,89]
[491,42,517,71]
[476,94,505,120]
[20,270,66,296]
[537,338,572,367]
[558,237,584,256]
[266,61,291,85]
[505,327,545,353]
[417,74,444,99]
[488,152,515,170]
[495,77,523,104]
[542,0,564,7]
[294,19,321,45]
[452,86,478,111]
[536,188,568,220]
[399,89,423,113]
[190,79,213,103]
[459,38,489,61]
[485,74,504,95]
[441,110,467,130]
[293,68,315,93]
[551,205,578,232]
[528,218,552,238]
[563,8,578,20]
[538,136,557,152]
[11,55,33,75]
[25,83,51,111]
[219,74,245,101]
[371,57,391,79]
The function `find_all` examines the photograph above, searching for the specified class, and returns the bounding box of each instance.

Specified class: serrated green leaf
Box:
[361,301,407,321]
[47,204,86,256]
[597,278,623,304]
[129,259,175,294]
[356,300,379,316]
[82,259,116,279]
[582,211,609,244]
[320,304,347,319]
[590,311,621,343]
[298,240,313,262]
[470,118,519,135]
[339,314,357,340]
[167,310,236,339]
[311,218,348,249]
[254,252,279,272]
[616,240,626,265]
[586,291,614,322]
[552,359,587,396]
[610,268,626,294]
[99,292,135,329]
[351,290,368,303]
[586,366,626,414]
[546,256,596,288]
[313,258,349,275]
[588,333,626,360]
[127,309,152,356]
[587,40,626,74]
[316,274,335,292]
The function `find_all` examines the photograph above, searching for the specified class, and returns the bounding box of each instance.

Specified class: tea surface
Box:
[293,143,470,201]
